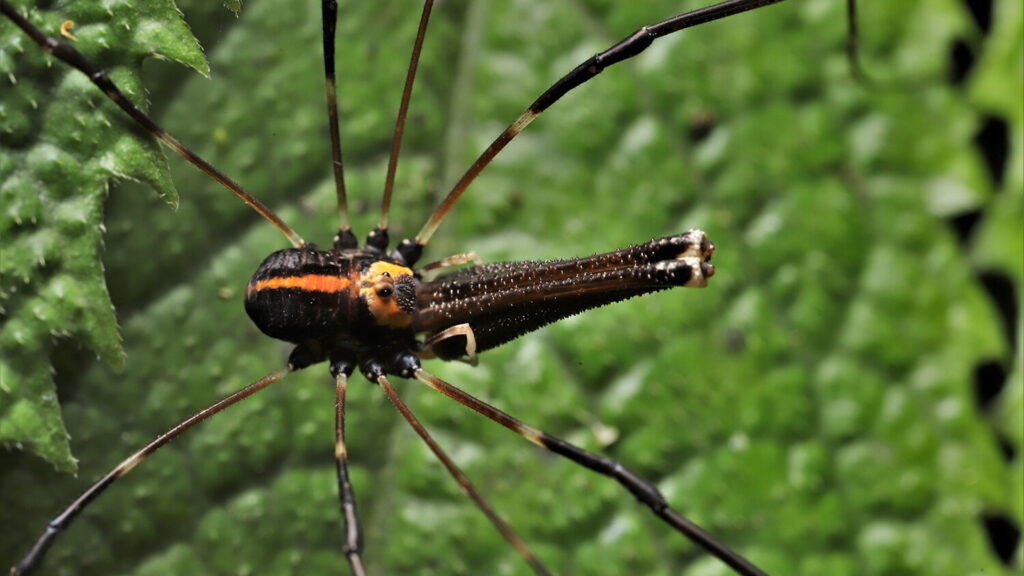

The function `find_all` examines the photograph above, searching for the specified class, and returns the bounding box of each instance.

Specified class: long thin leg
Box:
[844,0,872,85]
[0,1,304,249]
[399,0,786,264]
[11,368,292,576]
[321,0,355,248]
[367,0,436,251]
[333,372,367,576]
[845,0,862,81]
[413,369,768,576]
[417,252,482,273]
[376,375,552,576]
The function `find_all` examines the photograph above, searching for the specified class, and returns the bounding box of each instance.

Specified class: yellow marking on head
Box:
[359,261,415,329]
[366,261,413,280]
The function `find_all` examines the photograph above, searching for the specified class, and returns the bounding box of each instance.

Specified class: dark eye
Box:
[377,286,393,298]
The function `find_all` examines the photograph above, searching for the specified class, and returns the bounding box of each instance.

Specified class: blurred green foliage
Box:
[1,0,1020,575]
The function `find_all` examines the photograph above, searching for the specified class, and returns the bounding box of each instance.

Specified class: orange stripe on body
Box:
[252,274,350,294]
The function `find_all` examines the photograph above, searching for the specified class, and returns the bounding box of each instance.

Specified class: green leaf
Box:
[969,0,1024,552]
[0,0,206,472]
[1,1,1020,575]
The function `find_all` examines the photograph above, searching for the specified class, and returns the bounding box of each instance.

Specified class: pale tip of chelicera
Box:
[677,229,715,288]
[702,261,715,279]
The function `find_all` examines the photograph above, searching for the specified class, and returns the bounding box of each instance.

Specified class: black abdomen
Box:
[244,247,355,343]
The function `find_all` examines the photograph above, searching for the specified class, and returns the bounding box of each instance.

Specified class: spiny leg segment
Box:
[414,369,769,576]
[10,368,292,576]
[0,1,305,249]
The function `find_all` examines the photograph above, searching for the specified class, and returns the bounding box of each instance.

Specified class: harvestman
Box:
[3,0,859,574]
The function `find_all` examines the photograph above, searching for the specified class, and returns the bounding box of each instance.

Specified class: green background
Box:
[1,0,1021,575]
